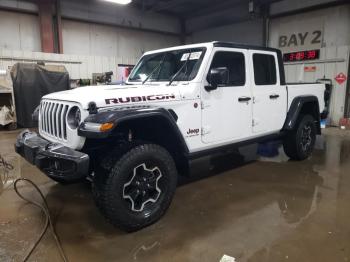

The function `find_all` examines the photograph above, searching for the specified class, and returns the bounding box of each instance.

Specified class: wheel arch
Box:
[116,114,190,175]
[283,96,321,134]
[80,106,190,175]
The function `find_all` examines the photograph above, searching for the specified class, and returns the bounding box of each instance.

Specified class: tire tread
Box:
[92,143,177,232]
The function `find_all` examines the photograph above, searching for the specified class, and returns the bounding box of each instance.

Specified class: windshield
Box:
[128,47,206,83]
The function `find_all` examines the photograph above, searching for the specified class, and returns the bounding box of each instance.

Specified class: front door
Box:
[201,48,253,144]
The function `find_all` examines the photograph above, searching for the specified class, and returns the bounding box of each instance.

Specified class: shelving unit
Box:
[0,72,16,130]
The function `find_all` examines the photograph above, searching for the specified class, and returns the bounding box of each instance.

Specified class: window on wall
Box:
[208,51,245,86]
[253,54,277,85]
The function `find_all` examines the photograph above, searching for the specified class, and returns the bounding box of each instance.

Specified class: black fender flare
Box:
[283,96,321,133]
[78,106,189,153]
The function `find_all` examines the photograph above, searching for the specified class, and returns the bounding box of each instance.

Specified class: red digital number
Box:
[296,52,305,60]
[284,50,318,62]
[307,50,316,59]
[289,53,295,61]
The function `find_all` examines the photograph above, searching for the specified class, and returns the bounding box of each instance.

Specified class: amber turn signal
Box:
[99,122,114,132]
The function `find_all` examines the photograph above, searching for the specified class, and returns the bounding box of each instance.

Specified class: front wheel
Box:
[283,115,317,160]
[92,144,177,232]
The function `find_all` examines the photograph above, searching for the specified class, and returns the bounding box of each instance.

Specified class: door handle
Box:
[270,94,280,99]
[238,97,252,102]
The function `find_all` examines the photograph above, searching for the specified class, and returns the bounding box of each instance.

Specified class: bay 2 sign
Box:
[276,18,324,52]
[279,30,322,50]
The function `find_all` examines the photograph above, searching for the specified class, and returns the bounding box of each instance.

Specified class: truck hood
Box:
[43,84,181,109]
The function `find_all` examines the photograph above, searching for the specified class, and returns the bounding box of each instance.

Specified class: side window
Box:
[253,54,277,85]
[209,51,245,86]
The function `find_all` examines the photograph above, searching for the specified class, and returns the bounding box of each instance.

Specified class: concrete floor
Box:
[1,128,350,262]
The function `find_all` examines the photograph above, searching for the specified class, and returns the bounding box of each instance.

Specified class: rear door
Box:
[249,51,287,134]
[201,48,253,144]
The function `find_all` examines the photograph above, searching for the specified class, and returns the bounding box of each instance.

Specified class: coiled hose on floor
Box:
[13,178,68,262]
[0,154,14,189]
[1,153,68,261]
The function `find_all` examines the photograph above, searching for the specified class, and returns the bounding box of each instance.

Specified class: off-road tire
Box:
[91,142,141,213]
[283,114,317,160]
[92,143,177,232]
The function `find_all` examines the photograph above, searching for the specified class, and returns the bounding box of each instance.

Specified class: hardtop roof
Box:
[144,41,281,55]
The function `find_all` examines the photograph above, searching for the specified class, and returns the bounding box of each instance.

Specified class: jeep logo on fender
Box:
[187,128,200,136]
[105,94,176,105]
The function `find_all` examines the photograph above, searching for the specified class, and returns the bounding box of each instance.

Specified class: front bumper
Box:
[15,130,90,183]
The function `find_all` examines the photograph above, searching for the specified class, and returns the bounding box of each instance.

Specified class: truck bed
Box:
[287,83,325,113]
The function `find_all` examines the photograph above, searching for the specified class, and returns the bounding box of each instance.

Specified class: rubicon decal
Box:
[105,94,176,105]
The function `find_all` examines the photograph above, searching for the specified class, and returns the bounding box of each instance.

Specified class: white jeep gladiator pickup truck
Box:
[16,41,329,231]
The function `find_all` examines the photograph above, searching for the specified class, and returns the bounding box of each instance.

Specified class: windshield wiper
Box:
[142,54,166,85]
[168,51,191,86]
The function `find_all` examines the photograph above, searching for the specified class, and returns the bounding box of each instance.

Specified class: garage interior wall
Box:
[269,4,350,125]
[60,0,180,35]
[185,1,265,46]
[186,19,264,46]
[269,5,350,49]
[61,19,180,58]
[0,10,41,52]
[0,0,181,80]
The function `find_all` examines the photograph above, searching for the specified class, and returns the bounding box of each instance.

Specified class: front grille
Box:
[40,100,70,141]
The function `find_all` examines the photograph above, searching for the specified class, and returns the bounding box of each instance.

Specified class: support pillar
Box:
[55,0,63,53]
[38,0,55,53]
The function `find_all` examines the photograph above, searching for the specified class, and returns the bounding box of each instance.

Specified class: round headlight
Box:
[67,106,81,129]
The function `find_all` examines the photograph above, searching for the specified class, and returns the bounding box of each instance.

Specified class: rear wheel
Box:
[92,143,177,232]
[283,115,317,160]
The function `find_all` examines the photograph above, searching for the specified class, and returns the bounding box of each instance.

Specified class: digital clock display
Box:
[283,50,320,62]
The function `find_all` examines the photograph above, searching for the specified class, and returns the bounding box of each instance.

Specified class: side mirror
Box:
[206,67,229,91]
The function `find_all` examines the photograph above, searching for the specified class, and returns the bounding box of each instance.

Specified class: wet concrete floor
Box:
[0,128,350,262]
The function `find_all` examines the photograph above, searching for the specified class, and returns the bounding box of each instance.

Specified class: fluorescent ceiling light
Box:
[103,0,132,4]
